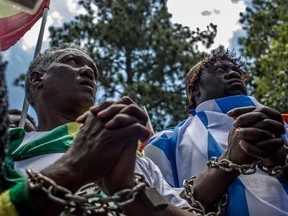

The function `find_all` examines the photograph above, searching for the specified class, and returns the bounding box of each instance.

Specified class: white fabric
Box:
[13,131,189,208]
[12,131,47,155]
[144,95,288,216]
[135,155,188,207]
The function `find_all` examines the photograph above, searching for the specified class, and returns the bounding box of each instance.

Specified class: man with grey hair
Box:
[0,44,195,216]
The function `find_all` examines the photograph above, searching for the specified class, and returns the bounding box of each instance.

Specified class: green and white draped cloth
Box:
[0,122,188,212]
[2,122,80,188]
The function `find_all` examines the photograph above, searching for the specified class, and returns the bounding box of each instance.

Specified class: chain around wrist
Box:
[26,169,147,215]
[257,153,288,176]
[183,176,228,216]
[207,156,259,175]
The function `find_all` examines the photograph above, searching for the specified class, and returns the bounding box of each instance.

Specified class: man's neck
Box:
[36,109,84,131]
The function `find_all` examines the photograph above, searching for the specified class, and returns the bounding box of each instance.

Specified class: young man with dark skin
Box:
[0,44,195,216]
[144,50,288,215]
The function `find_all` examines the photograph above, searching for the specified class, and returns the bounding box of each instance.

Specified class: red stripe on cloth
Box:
[138,123,154,152]
[0,0,50,51]
[282,114,288,124]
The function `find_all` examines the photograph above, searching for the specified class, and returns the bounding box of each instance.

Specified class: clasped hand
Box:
[64,96,149,193]
[226,106,286,166]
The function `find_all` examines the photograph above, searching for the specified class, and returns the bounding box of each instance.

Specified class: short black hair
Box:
[185,49,247,111]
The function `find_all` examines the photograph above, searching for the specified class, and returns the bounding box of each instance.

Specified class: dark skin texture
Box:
[185,59,287,211]
[26,48,196,216]
[29,49,98,131]
[194,59,247,105]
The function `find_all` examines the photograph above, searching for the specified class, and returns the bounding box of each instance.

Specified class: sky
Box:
[0,0,249,123]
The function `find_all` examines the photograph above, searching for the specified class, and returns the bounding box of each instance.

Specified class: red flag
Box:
[282,114,288,124]
[0,0,50,51]
[138,123,154,153]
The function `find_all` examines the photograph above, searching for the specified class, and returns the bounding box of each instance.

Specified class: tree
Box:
[238,0,288,112]
[48,0,217,131]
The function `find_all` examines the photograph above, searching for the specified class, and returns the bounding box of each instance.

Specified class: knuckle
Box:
[100,100,115,108]
[133,123,149,135]
[120,96,133,104]
[126,104,139,112]
[114,113,128,122]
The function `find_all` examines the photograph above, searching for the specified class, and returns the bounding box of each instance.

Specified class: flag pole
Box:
[18,6,49,128]
[143,106,155,134]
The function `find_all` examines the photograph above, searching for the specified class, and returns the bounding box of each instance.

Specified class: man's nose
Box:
[80,65,95,81]
[224,70,242,80]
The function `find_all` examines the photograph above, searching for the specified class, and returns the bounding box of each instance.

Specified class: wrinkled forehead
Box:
[189,57,236,76]
[52,48,93,62]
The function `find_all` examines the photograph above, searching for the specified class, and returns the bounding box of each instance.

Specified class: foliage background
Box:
[48,0,217,131]
[239,0,288,113]
[10,0,288,131]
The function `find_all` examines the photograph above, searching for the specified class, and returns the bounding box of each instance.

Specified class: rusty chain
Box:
[27,169,147,216]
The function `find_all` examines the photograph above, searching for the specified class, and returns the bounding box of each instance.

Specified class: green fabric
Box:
[7,128,26,156]
[0,122,80,192]
[0,122,124,215]
[0,155,25,193]
[8,124,77,160]
[9,182,39,216]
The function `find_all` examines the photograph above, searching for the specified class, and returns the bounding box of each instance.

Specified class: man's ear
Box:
[193,89,200,97]
[192,87,201,107]
[29,71,43,88]
[189,86,200,98]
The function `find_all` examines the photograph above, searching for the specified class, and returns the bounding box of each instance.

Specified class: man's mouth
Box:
[228,79,245,86]
[80,79,95,91]
[227,79,247,95]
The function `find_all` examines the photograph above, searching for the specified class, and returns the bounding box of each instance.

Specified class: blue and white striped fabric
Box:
[144,95,288,216]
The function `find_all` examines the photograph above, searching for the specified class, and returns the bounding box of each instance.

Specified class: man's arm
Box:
[185,106,287,212]
[13,97,196,216]
[87,97,196,216]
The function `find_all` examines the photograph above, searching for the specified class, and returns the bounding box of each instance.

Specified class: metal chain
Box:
[257,153,288,176]
[183,150,288,214]
[27,169,147,216]
[207,156,259,175]
[208,154,288,176]
[256,135,288,176]
[183,177,228,216]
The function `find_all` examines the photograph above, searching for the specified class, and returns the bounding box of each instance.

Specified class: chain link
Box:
[207,156,259,175]
[257,153,288,176]
[184,151,288,214]
[183,177,228,216]
[257,135,288,176]
[207,153,288,176]
[27,169,147,216]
